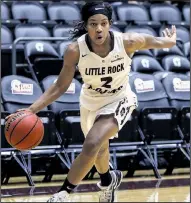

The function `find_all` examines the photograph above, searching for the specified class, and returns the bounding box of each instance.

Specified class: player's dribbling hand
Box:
[162,25,176,44]
[5,108,32,122]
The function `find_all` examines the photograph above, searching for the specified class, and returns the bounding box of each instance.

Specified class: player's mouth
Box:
[96,35,104,42]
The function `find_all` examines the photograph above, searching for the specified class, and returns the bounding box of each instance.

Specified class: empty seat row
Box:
[132,55,190,74]
[1,73,190,173]
[1,24,190,45]
[2,2,190,24]
[1,72,190,138]
[1,37,190,80]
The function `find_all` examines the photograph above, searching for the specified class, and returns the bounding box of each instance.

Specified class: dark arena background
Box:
[1,0,190,202]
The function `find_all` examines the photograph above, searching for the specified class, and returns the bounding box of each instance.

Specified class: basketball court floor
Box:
[1,168,190,202]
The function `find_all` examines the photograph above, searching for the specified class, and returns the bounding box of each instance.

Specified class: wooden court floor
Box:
[1,168,190,202]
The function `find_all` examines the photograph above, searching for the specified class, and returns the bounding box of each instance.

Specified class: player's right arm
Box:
[6,42,80,118]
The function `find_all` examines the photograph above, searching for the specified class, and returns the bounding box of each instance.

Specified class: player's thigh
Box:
[80,105,89,136]
[80,105,98,137]
[83,114,118,153]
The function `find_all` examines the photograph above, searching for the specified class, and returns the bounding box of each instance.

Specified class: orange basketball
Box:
[4,111,44,151]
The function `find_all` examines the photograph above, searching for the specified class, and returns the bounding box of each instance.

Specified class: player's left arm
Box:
[123,25,176,54]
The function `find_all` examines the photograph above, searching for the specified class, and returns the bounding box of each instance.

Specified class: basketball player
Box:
[6,2,176,202]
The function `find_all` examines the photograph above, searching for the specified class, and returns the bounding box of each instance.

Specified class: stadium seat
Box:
[150,3,188,26]
[1,25,14,77]
[41,76,80,115]
[117,4,161,28]
[162,55,190,73]
[12,2,56,28]
[128,72,186,177]
[130,73,171,112]
[110,1,124,10]
[1,2,20,28]
[182,4,190,23]
[111,7,118,22]
[1,75,46,113]
[1,25,13,45]
[153,45,184,60]
[108,2,127,31]
[13,25,52,77]
[1,25,25,77]
[129,72,183,154]
[186,71,190,77]
[1,75,70,185]
[24,41,63,83]
[153,71,175,82]
[134,49,154,57]
[14,24,51,39]
[161,73,190,171]
[132,56,164,73]
[117,4,150,22]
[175,26,190,44]
[183,42,190,59]
[48,2,81,26]
[12,2,47,21]
[58,40,73,58]
[41,76,83,151]
[1,2,10,20]
[53,24,73,39]
[129,72,184,141]
[162,73,190,111]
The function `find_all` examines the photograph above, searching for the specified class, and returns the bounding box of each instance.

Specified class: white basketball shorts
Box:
[80,96,138,138]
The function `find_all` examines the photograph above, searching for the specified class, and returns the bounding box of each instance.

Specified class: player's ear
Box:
[109,19,113,26]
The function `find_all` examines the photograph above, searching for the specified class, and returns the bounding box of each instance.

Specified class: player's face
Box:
[86,14,111,45]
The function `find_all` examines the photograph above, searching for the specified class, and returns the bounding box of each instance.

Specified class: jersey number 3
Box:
[101,77,112,88]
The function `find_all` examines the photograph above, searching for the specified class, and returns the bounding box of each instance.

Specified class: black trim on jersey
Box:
[85,31,114,53]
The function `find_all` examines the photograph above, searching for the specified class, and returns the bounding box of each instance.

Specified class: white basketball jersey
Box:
[77,31,137,111]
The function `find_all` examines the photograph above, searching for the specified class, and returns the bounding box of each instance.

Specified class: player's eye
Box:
[91,23,97,26]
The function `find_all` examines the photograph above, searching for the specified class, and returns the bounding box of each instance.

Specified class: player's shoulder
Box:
[66,41,80,57]
[64,41,80,64]
[67,41,80,54]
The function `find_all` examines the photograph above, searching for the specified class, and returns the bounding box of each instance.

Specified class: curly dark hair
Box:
[70,1,113,40]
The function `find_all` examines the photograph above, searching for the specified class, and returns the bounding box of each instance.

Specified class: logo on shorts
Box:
[120,107,126,117]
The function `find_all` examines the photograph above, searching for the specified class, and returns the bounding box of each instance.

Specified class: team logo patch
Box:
[173,78,190,92]
[11,80,33,95]
[134,78,155,93]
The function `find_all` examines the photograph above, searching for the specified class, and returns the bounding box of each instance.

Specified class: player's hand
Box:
[162,25,176,44]
[5,108,32,122]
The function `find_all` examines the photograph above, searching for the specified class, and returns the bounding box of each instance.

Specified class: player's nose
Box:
[96,25,103,33]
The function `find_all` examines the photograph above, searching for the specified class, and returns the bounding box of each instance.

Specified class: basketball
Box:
[4,111,44,151]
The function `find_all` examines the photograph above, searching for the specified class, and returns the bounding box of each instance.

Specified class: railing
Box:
[12,37,69,75]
